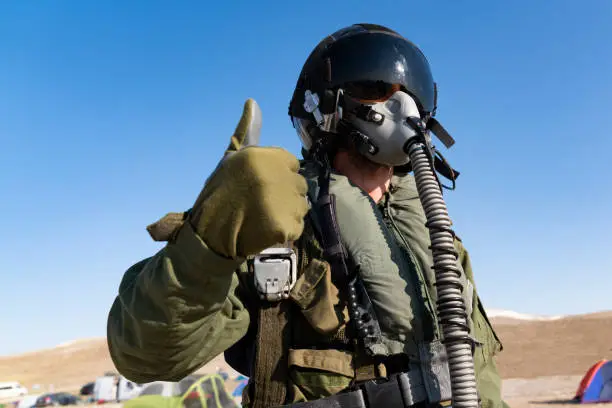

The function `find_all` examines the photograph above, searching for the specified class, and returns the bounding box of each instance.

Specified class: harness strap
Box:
[250,241,297,407]
[250,301,292,407]
[308,165,385,354]
[273,371,438,408]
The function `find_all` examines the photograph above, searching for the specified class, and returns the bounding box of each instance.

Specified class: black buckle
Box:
[360,374,405,408]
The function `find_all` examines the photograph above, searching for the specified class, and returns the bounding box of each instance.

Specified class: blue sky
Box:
[1,0,611,356]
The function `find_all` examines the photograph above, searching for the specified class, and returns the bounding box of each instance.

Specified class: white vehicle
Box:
[0,382,28,400]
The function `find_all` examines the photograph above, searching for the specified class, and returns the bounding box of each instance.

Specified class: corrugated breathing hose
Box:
[405,137,479,408]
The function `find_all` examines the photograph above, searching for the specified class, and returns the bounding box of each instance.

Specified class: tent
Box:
[124,374,238,408]
[138,381,183,398]
[575,360,612,403]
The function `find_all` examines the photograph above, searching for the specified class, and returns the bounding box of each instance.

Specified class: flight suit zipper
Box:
[381,196,441,339]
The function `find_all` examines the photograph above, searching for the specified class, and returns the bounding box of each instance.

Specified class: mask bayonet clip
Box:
[304,90,325,127]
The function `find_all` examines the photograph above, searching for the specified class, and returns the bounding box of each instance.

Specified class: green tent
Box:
[123,374,238,408]
[123,395,177,408]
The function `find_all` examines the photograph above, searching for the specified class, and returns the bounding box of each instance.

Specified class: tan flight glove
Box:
[186,99,309,259]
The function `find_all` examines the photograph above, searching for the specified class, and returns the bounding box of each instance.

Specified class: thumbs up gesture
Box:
[187,99,309,259]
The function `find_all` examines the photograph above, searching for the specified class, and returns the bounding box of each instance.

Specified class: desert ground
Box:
[492,310,612,407]
[1,310,610,408]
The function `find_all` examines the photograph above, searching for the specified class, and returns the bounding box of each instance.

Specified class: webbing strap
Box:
[276,389,367,408]
[250,301,292,407]
[274,371,433,408]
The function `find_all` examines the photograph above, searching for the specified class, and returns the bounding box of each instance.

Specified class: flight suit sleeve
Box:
[106,221,251,383]
[455,238,511,408]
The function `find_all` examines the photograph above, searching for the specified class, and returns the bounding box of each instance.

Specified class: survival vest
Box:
[223,161,502,408]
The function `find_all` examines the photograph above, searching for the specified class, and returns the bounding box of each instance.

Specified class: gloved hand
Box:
[187,99,309,259]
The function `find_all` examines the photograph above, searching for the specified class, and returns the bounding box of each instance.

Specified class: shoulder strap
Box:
[305,164,385,355]
[247,206,324,407]
[249,243,302,407]
[250,296,292,407]
[247,212,328,407]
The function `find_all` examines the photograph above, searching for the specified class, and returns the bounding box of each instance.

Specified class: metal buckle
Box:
[360,374,405,408]
[251,247,297,302]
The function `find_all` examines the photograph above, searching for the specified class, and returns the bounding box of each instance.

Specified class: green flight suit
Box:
[107,170,509,408]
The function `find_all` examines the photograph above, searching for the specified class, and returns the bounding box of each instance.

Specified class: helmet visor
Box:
[343,82,403,103]
[324,32,436,114]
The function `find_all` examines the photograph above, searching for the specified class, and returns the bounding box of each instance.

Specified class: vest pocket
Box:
[289,258,345,335]
[287,348,354,402]
[472,296,503,372]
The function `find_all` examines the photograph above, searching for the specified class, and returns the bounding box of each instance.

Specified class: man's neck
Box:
[332,149,393,203]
